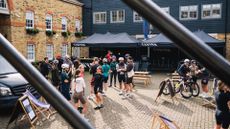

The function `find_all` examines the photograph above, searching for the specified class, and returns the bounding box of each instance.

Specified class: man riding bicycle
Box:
[177,59,190,80]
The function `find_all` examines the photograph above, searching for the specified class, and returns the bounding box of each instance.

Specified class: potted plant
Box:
[61,30,71,37]
[26,28,39,35]
[46,30,56,37]
[75,32,84,37]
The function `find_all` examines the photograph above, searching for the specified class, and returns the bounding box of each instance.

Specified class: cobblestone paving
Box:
[3,73,220,129]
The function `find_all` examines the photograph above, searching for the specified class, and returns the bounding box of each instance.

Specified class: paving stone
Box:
[1,73,222,129]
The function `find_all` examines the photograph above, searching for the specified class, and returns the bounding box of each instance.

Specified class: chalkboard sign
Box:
[7,95,38,128]
[18,95,37,123]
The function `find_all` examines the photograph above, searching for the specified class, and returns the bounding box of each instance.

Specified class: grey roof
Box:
[72,32,140,47]
[143,30,224,47]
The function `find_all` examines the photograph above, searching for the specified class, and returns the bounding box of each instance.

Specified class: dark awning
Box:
[72,32,140,47]
[141,33,174,47]
[193,30,225,47]
[143,30,225,48]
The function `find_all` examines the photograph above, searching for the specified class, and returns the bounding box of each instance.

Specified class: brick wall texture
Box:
[0,0,87,61]
[217,33,230,61]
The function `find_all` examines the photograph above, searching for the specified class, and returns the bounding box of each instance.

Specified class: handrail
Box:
[0,35,94,129]
[122,0,230,87]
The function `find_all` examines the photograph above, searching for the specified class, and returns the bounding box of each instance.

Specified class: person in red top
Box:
[106,50,112,63]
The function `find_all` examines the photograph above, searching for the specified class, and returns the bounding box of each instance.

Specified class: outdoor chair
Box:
[151,113,180,129]
[23,90,56,120]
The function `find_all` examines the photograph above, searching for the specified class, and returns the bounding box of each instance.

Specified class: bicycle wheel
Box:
[159,81,170,95]
[180,84,193,99]
[191,82,200,97]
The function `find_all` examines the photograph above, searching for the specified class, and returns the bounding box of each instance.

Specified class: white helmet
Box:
[184,59,190,63]
[65,55,70,59]
[61,63,69,69]
[103,58,107,63]
[53,59,59,64]
[118,57,124,61]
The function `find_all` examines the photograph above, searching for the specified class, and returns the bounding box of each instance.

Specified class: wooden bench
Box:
[134,71,150,75]
[170,72,180,85]
[133,71,152,86]
[133,74,152,78]
[133,77,149,86]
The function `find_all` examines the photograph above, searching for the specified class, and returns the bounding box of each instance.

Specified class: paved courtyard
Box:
[4,72,218,129]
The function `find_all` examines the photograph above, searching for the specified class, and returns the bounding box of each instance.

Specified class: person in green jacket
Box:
[102,58,110,95]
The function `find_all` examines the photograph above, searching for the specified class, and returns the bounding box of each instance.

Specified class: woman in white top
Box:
[72,69,87,117]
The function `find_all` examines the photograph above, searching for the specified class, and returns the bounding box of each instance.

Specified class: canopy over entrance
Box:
[72,32,140,47]
[143,30,225,48]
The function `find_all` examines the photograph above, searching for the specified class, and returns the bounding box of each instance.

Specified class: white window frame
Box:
[0,0,7,8]
[62,17,67,32]
[0,0,9,14]
[75,19,81,32]
[61,44,68,57]
[27,44,35,62]
[93,12,107,24]
[202,4,222,19]
[46,14,52,31]
[133,11,143,22]
[46,44,54,60]
[180,5,198,20]
[26,11,34,29]
[161,7,170,14]
[110,10,125,23]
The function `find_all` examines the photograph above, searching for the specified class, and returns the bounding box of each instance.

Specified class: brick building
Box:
[0,0,87,61]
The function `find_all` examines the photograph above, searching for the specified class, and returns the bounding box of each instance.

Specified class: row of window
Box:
[93,3,222,24]
[26,11,81,32]
[27,44,68,61]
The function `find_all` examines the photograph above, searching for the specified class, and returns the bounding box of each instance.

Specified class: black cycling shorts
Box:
[215,111,230,129]
[118,74,125,83]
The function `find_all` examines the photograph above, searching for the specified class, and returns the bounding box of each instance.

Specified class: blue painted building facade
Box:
[80,0,230,35]
[78,0,229,71]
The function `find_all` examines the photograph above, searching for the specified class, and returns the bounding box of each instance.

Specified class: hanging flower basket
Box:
[75,32,84,37]
[26,28,39,35]
[61,30,71,37]
[46,30,56,37]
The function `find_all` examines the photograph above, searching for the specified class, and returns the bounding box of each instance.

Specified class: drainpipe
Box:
[224,0,228,57]
[90,0,93,35]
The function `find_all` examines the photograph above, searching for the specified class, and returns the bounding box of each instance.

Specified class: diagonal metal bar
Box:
[0,34,94,129]
[122,0,230,86]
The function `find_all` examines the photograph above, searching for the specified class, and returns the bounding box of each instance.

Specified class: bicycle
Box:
[159,77,194,99]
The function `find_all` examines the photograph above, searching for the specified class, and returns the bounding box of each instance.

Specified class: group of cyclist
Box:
[177,58,209,95]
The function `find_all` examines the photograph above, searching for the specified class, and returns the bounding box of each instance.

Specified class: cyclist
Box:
[177,59,190,80]
[189,60,200,83]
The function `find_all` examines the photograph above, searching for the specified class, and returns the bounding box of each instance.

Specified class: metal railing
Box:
[0,0,230,129]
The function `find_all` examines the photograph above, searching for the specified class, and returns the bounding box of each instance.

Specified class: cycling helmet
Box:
[53,59,59,64]
[103,58,108,63]
[191,60,196,64]
[118,57,124,61]
[61,63,69,69]
[184,59,190,63]
[112,55,116,59]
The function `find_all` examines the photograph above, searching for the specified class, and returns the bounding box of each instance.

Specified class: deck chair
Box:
[198,94,216,109]
[23,90,56,120]
[151,113,180,129]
